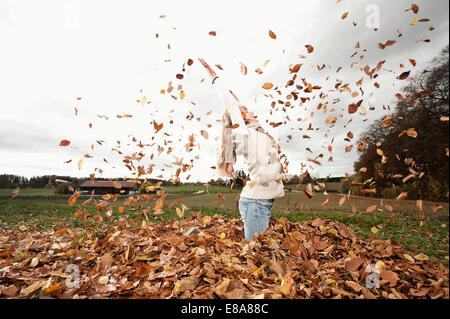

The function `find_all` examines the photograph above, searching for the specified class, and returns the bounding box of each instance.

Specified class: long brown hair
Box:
[216,110,236,178]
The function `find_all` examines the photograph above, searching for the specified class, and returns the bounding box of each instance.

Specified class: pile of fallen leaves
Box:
[0,215,448,299]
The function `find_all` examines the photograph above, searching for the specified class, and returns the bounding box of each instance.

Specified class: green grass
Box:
[0,188,57,197]
[162,185,240,195]
[0,190,448,264]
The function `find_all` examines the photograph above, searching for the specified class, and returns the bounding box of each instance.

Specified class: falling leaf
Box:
[341,12,349,20]
[396,192,408,200]
[366,205,377,213]
[397,71,410,80]
[200,130,209,139]
[68,190,80,206]
[268,30,277,39]
[78,157,84,170]
[209,31,216,36]
[262,83,274,90]
[11,187,20,199]
[305,44,314,53]
[59,139,70,147]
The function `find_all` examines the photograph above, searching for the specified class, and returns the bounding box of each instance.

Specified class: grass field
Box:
[0,186,448,264]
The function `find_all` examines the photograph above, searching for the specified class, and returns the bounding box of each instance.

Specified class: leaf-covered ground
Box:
[0,214,448,299]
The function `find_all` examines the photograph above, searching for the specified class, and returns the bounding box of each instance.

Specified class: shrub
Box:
[54,183,71,195]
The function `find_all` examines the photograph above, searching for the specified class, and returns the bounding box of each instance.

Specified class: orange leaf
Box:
[262,82,274,90]
[59,139,70,147]
[268,30,277,39]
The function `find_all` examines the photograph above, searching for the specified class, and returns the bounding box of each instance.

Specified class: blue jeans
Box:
[238,196,274,242]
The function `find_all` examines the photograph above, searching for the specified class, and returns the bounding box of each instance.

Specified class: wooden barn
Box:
[79,180,138,195]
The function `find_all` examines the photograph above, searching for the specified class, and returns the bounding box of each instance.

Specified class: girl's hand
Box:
[198,58,217,79]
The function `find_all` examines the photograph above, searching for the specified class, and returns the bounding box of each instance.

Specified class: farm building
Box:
[79,180,138,195]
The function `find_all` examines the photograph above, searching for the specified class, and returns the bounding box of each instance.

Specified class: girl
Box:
[199,58,285,242]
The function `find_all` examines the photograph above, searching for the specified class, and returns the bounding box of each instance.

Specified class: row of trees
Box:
[351,45,449,202]
[0,174,170,189]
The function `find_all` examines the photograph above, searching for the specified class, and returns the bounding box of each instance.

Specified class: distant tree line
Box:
[0,174,169,189]
[349,45,449,202]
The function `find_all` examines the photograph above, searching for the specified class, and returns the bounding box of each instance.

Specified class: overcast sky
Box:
[0,0,448,183]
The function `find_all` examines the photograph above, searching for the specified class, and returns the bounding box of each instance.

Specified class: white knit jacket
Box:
[233,122,285,200]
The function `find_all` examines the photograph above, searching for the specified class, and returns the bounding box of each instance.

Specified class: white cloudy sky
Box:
[0,0,448,183]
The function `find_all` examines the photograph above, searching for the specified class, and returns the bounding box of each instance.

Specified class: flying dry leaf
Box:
[341,12,349,20]
[11,187,20,199]
[59,139,70,147]
[78,157,84,170]
[321,198,329,210]
[397,71,410,80]
[305,44,314,53]
[200,130,209,139]
[268,30,277,39]
[68,190,80,206]
[366,205,377,213]
[262,83,274,90]
[396,192,408,200]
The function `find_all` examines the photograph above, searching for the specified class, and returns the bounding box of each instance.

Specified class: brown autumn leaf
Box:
[279,273,294,296]
[68,190,80,206]
[345,257,364,272]
[397,71,410,80]
[268,30,277,39]
[341,12,349,20]
[11,187,20,199]
[262,82,274,90]
[59,139,70,147]
[321,198,329,210]
[305,44,314,53]
[380,270,399,287]
[396,192,408,201]
[289,64,302,73]
[366,205,377,213]
[209,31,216,36]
